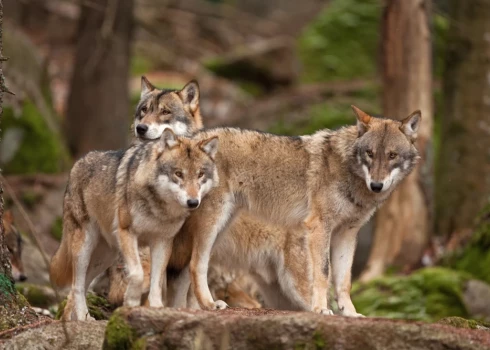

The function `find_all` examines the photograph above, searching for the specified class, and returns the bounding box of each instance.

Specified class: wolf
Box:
[172,106,421,315]
[4,210,27,282]
[49,129,219,320]
[134,76,203,140]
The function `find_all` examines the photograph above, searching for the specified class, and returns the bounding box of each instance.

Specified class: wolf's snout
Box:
[370,182,383,193]
[136,124,148,135]
[187,199,200,209]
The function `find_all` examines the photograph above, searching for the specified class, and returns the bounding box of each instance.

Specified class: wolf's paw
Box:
[213,300,228,310]
[320,308,334,316]
[342,311,365,318]
[86,314,96,321]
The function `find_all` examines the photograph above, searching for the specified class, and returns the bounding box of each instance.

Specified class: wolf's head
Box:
[149,129,219,209]
[134,77,203,140]
[3,210,26,282]
[350,105,421,194]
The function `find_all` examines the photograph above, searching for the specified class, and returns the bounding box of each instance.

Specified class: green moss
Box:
[437,317,490,330]
[51,216,63,241]
[56,292,117,321]
[16,283,56,308]
[313,331,326,349]
[0,273,15,298]
[1,102,70,174]
[352,267,471,321]
[103,310,140,350]
[442,203,490,284]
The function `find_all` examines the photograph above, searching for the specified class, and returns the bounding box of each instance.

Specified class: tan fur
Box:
[50,129,219,321]
[176,107,420,313]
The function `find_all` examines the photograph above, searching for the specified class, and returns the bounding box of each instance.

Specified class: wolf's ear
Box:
[199,136,219,160]
[141,76,155,98]
[400,110,422,138]
[351,105,371,137]
[161,128,179,149]
[3,210,13,224]
[179,80,200,113]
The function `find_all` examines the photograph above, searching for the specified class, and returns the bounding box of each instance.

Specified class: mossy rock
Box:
[56,292,118,321]
[15,283,57,309]
[352,267,472,321]
[442,203,490,285]
[103,310,145,350]
[0,102,70,174]
[437,317,490,331]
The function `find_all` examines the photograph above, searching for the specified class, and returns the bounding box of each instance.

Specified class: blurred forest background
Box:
[1,0,490,324]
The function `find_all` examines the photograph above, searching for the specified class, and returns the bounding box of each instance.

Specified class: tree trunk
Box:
[436,0,490,240]
[360,0,433,281]
[0,0,40,332]
[65,0,133,159]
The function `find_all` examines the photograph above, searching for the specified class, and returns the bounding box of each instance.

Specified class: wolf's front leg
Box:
[119,228,144,307]
[189,196,234,310]
[148,238,174,307]
[331,224,364,317]
[307,215,334,315]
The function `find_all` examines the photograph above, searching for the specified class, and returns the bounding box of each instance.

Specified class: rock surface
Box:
[103,307,490,350]
[1,320,107,350]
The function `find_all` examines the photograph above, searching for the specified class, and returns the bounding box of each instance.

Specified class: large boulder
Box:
[103,307,490,350]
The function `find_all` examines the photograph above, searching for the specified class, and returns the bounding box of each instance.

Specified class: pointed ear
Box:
[179,80,200,113]
[141,76,155,98]
[400,110,422,138]
[199,136,219,160]
[160,128,179,149]
[3,210,13,224]
[351,105,371,137]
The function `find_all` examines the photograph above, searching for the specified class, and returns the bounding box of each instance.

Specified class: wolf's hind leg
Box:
[85,238,118,291]
[331,225,364,317]
[169,266,191,308]
[71,223,98,321]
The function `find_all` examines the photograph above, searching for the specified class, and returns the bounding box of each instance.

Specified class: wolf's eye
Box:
[162,108,171,115]
[141,106,147,114]
[198,171,205,178]
[389,152,398,159]
[366,150,374,158]
[175,171,183,179]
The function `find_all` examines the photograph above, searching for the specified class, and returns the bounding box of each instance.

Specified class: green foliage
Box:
[1,102,69,174]
[352,267,471,321]
[442,203,490,285]
[269,90,378,136]
[298,0,381,82]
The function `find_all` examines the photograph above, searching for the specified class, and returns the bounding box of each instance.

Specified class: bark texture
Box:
[436,0,490,238]
[65,0,133,159]
[0,0,40,332]
[360,0,433,281]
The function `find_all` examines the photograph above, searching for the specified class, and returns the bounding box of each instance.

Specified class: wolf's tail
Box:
[49,224,73,287]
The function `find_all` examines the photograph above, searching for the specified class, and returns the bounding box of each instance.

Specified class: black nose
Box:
[19,275,27,282]
[187,199,199,208]
[370,182,383,193]
[136,124,148,135]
